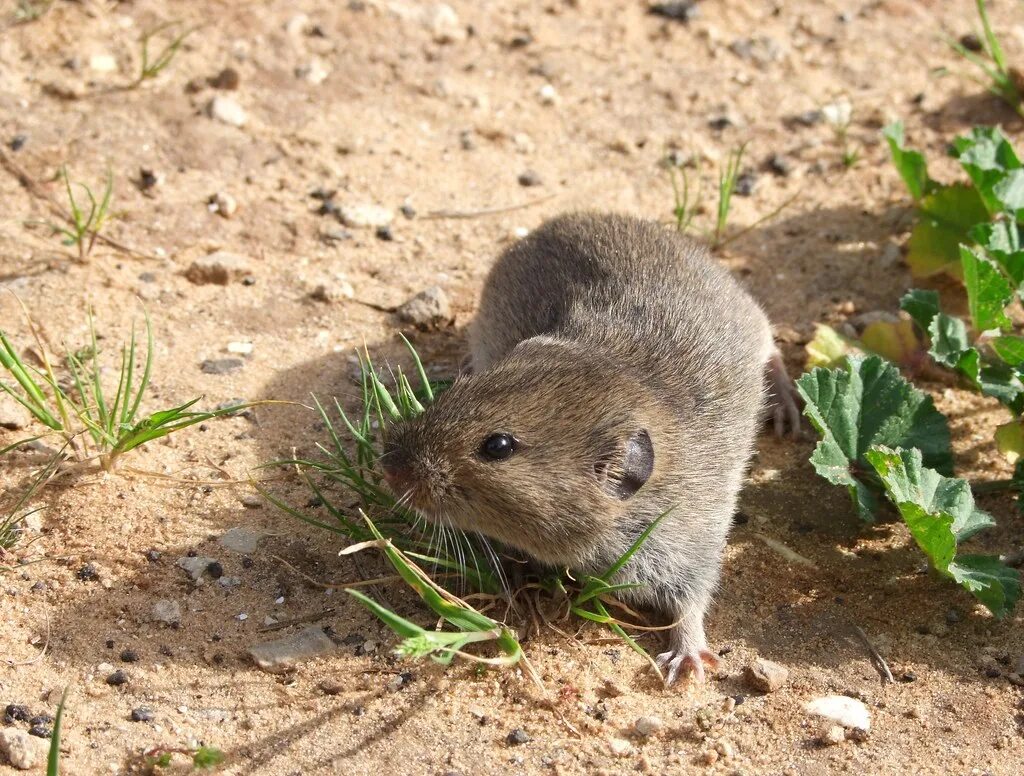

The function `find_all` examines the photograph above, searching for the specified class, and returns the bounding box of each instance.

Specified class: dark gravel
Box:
[200,358,244,375]
[106,670,129,686]
[649,2,698,22]
[4,704,30,723]
[76,563,100,581]
[517,169,542,187]
[28,724,51,738]
[120,649,140,663]
[506,728,531,745]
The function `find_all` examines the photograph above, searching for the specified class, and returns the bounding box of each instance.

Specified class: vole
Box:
[381,212,799,685]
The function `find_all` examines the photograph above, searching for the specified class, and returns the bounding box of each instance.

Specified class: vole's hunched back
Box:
[382,212,797,684]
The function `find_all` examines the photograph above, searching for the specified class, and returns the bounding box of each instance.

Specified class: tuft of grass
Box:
[947,0,1022,115]
[0,307,251,548]
[136,22,195,86]
[713,143,747,246]
[265,337,668,676]
[667,159,702,234]
[48,167,113,263]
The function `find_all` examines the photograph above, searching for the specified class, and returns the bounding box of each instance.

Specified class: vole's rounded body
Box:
[383,213,790,683]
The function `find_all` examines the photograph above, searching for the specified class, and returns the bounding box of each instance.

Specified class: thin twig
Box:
[850,625,894,684]
[421,194,556,220]
[257,607,337,633]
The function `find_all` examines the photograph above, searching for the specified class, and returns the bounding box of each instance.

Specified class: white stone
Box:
[248,626,337,673]
[0,727,47,770]
[208,95,247,127]
[227,341,253,355]
[537,83,559,105]
[633,716,662,736]
[422,3,465,44]
[209,192,238,218]
[297,58,330,85]
[338,204,394,228]
[89,53,118,73]
[804,696,871,731]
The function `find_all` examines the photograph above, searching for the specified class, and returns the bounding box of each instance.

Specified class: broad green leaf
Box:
[951,126,1023,216]
[927,313,971,368]
[906,184,989,277]
[866,446,1017,618]
[959,244,1012,332]
[900,288,941,334]
[955,350,1024,407]
[948,555,1021,619]
[796,355,953,521]
[883,121,933,201]
[970,221,1024,289]
[991,335,1024,367]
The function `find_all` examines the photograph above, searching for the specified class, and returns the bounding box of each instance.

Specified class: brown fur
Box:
[382,212,778,684]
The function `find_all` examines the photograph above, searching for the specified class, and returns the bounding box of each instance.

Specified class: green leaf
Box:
[928,313,972,367]
[900,288,941,333]
[906,184,989,277]
[883,121,933,201]
[991,335,1024,367]
[960,244,1013,331]
[948,555,1022,619]
[971,220,1024,291]
[952,126,1023,216]
[46,686,69,776]
[866,446,1018,618]
[796,355,953,521]
[192,746,225,769]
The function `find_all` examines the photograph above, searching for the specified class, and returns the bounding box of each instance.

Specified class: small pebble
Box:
[375,225,394,241]
[248,626,338,673]
[106,670,129,687]
[76,563,99,581]
[27,724,50,739]
[459,130,476,150]
[239,494,263,509]
[537,84,559,105]
[649,1,698,22]
[310,280,355,303]
[209,192,238,218]
[822,725,846,746]
[10,134,27,152]
[4,705,30,724]
[119,649,139,663]
[804,696,871,732]
[88,53,118,73]
[743,658,788,692]
[206,561,224,579]
[185,251,253,285]
[219,527,263,555]
[791,109,822,127]
[208,95,247,127]
[766,153,793,176]
[633,716,663,737]
[210,67,241,90]
[396,286,451,328]
[296,58,330,85]
[506,728,530,746]
[959,33,983,53]
[201,358,244,375]
[517,169,542,187]
[400,203,416,219]
[130,707,155,723]
[607,737,634,757]
[319,679,344,696]
[0,727,47,769]
[151,599,181,625]
[734,171,758,196]
[700,749,719,765]
[338,204,393,228]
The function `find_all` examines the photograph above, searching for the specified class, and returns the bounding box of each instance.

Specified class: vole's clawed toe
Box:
[766,348,803,438]
[655,607,720,686]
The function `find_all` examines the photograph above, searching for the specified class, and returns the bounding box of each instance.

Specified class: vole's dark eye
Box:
[480,433,516,461]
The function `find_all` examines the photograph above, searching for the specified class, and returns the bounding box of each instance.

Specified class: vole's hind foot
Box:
[766,348,803,438]
[656,646,720,686]
[656,611,719,686]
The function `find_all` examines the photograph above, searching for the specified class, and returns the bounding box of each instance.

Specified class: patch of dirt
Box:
[1,1,1022,773]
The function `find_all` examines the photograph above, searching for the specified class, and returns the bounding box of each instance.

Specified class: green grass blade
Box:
[117,325,137,428]
[598,507,672,584]
[125,312,154,425]
[88,314,109,434]
[976,0,1007,73]
[399,334,434,402]
[46,686,69,776]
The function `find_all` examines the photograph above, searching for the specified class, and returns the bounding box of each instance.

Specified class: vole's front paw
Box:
[766,348,803,438]
[655,646,720,686]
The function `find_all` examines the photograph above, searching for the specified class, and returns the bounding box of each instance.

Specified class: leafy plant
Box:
[798,356,1020,616]
[947,0,1022,116]
[265,337,669,674]
[136,23,195,86]
[49,167,113,262]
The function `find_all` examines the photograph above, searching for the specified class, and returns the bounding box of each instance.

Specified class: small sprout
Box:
[136,22,195,86]
[821,97,858,168]
[666,155,702,234]
[714,144,746,246]
[49,167,113,262]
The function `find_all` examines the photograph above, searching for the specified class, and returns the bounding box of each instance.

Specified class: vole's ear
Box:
[594,429,654,500]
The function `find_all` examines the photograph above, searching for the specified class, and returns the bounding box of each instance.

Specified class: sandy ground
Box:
[1,0,1023,773]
